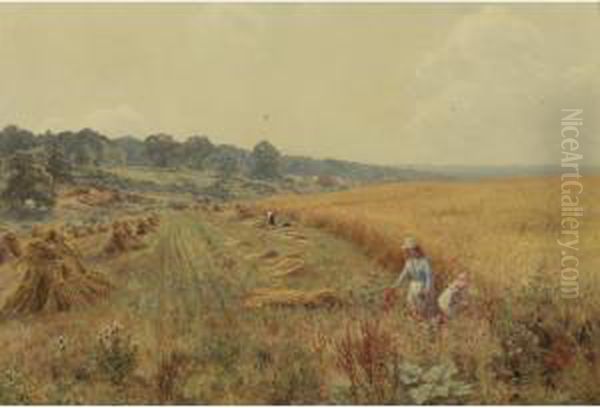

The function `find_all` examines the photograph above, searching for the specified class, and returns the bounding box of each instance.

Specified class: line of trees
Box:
[0,124,283,217]
[0,124,411,182]
[0,123,413,218]
[0,125,283,179]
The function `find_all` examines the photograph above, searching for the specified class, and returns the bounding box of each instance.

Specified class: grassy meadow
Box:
[0,176,598,404]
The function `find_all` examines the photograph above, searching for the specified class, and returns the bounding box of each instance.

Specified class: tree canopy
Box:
[1,151,56,217]
[251,140,281,180]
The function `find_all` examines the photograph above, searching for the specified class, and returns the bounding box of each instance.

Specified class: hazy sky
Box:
[0,4,597,166]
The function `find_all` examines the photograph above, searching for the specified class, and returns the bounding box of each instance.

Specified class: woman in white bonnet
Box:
[390,236,435,319]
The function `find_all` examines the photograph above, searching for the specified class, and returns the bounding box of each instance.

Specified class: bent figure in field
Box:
[438,272,469,321]
[266,210,276,227]
[390,236,435,319]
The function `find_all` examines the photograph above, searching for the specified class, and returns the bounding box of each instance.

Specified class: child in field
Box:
[437,272,469,321]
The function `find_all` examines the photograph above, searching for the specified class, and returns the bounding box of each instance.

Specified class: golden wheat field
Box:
[250,176,600,402]
[259,176,599,301]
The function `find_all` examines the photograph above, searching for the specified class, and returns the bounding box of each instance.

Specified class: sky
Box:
[0,4,597,166]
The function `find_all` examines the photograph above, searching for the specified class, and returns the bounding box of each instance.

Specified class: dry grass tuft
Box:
[244,288,343,309]
[155,350,190,403]
[104,220,145,255]
[0,232,22,264]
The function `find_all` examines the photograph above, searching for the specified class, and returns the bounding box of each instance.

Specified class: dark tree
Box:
[72,128,107,166]
[46,142,72,183]
[72,144,95,166]
[216,152,239,180]
[0,125,37,157]
[251,140,281,180]
[114,136,149,165]
[203,145,247,179]
[145,134,179,167]
[1,152,56,217]
[183,135,215,169]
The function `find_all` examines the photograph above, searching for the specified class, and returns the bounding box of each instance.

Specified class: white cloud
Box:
[399,6,598,166]
[81,105,148,137]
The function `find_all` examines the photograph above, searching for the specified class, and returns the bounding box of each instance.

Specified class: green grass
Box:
[106,166,216,189]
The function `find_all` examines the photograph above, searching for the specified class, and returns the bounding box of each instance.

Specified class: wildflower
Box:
[56,335,68,353]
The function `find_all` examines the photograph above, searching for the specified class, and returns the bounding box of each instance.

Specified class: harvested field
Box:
[103,217,155,255]
[0,177,597,404]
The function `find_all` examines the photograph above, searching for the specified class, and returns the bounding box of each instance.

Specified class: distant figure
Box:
[390,237,435,319]
[266,211,276,227]
[438,273,469,321]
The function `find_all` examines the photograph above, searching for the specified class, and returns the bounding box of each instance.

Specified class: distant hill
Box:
[282,155,437,182]
[404,164,600,179]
